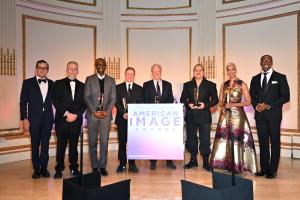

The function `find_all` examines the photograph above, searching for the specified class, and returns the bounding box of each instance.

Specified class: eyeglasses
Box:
[36,67,48,71]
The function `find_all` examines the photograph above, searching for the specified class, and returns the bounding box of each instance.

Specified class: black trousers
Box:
[55,121,80,172]
[29,112,52,171]
[116,119,135,166]
[185,122,211,157]
[256,118,281,173]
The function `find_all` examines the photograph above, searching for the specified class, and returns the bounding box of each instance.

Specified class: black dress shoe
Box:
[255,170,267,176]
[100,168,108,176]
[166,161,176,169]
[71,169,80,176]
[266,172,277,179]
[183,160,198,169]
[129,164,139,173]
[54,171,63,179]
[32,170,41,179]
[92,168,99,172]
[116,165,126,173]
[40,168,50,178]
[150,162,156,170]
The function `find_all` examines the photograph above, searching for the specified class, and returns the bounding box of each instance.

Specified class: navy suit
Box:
[250,70,290,173]
[20,77,54,171]
[143,79,174,166]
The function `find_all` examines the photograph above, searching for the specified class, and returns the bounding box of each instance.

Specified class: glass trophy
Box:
[97,93,104,111]
[193,87,200,108]
[154,95,160,104]
[122,98,128,113]
[224,92,231,112]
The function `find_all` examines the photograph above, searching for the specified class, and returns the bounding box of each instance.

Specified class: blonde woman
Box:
[210,63,257,174]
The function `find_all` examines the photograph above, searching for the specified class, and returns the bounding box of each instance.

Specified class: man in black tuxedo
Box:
[180,64,218,171]
[20,60,54,179]
[143,64,176,170]
[115,67,143,173]
[250,55,290,179]
[53,61,86,178]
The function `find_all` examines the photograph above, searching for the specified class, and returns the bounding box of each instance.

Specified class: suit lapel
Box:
[64,78,73,101]
[74,79,80,102]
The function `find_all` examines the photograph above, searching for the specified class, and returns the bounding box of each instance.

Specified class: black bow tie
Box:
[38,79,46,84]
[68,79,76,83]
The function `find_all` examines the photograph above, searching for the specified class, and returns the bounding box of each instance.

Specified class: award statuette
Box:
[193,87,200,108]
[122,98,128,113]
[154,95,160,104]
[97,93,104,111]
[224,92,231,113]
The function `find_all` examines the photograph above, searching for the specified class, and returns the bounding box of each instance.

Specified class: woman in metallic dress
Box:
[210,63,257,174]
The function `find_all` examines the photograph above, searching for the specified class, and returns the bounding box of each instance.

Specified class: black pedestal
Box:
[181,171,253,200]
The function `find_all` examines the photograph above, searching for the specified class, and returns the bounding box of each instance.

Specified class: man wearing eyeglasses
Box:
[20,60,54,179]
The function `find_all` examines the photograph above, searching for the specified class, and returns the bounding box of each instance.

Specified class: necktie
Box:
[262,72,268,90]
[128,84,132,97]
[156,81,161,97]
[69,79,75,83]
[38,79,46,84]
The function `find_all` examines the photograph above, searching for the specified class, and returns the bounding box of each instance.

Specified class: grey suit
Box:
[84,74,116,169]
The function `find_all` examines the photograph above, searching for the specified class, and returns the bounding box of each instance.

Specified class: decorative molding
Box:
[126,0,191,10]
[197,56,216,79]
[222,11,300,132]
[0,48,16,76]
[222,0,245,4]
[126,27,192,79]
[104,57,121,80]
[22,15,97,80]
[16,0,102,20]
[217,0,300,19]
[58,0,96,6]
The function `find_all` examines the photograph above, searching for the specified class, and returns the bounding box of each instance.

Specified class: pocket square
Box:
[271,81,278,84]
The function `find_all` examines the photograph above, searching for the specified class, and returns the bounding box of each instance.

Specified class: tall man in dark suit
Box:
[20,60,54,179]
[115,67,143,173]
[84,58,116,176]
[143,64,177,170]
[180,64,218,171]
[53,61,86,178]
[250,55,290,179]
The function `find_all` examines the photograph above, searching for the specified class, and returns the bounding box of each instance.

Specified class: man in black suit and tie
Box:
[180,64,218,171]
[20,60,54,179]
[250,55,290,179]
[84,58,116,176]
[53,61,86,178]
[115,67,143,173]
[143,64,176,170]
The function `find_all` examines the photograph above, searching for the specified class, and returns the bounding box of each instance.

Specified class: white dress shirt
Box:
[70,80,75,100]
[36,76,48,102]
[260,68,273,87]
[153,79,162,94]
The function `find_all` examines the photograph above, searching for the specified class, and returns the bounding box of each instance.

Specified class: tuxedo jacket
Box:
[143,80,174,103]
[84,74,116,121]
[20,77,54,127]
[250,70,290,121]
[53,77,86,131]
[180,78,218,124]
[115,82,143,124]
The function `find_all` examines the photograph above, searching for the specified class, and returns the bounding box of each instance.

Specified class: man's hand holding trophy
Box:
[122,98,128,120]
[189,87,205,110]
[92,93,109,119]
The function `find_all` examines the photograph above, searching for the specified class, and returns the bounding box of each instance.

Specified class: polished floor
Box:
[0,151,300,200]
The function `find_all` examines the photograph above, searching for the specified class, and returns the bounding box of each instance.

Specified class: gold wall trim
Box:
[126,27,192,79]
[222,0,245,4]
[22,15,97,80]
[222,11,300,132]
[121,19,197,23]
[58,0,96,6]
[0,48,16,76]
[126,0,191,10]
